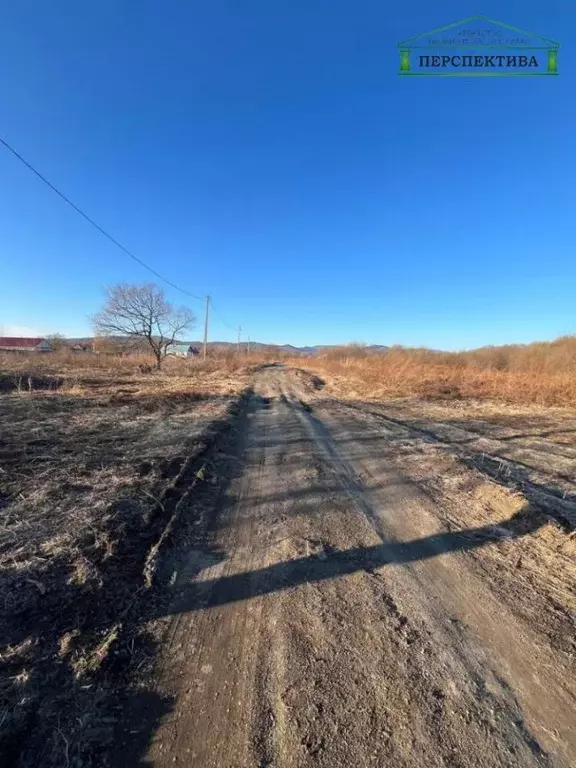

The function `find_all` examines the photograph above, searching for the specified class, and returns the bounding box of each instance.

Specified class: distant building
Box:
[0,337,53,353]
[171,344,200,358]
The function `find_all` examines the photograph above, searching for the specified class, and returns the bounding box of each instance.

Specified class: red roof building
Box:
[0,337,53,352]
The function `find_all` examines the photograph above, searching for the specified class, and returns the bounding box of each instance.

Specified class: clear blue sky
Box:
[0,1,573,349]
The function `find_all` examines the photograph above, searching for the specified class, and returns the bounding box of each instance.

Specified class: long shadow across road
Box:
[166,508,544,616]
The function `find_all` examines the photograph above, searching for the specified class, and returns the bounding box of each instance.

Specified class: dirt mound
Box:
[291,367,326,391]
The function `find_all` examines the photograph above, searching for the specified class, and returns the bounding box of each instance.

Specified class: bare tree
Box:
[46,333,68,351]
[92,284,195,370]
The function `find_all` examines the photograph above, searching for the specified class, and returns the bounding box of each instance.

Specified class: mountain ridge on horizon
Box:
[65,337,390,356]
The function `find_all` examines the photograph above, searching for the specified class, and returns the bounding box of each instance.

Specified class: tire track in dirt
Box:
[147,395,275,766]
[332,400,576,525]
[276,370,572,766]
[134,367,575,768]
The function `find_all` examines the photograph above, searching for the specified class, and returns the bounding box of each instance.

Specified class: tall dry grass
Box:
[0,348,281,404]
[0,348,277,377]
[301,337,576,407]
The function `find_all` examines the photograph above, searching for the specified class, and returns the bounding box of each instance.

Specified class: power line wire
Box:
[0,136,204,301]
[210,300,238,332]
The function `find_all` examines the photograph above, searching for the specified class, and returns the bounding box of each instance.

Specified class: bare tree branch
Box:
[91,283,196,369]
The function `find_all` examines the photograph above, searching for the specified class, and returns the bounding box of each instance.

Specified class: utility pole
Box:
[247,336,251,356]
[237,325,242,356]
[203,295,210,360]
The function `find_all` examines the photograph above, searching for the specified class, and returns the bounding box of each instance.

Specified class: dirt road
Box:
[129,366,576,767]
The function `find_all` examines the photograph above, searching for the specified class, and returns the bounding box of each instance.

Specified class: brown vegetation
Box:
[300,336,576,407]
[0,353,258,766]
[1,342,574,764]
[0,346,271,380]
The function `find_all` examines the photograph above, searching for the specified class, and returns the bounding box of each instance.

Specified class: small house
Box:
[0,337,53,353]
[171,344,200,358]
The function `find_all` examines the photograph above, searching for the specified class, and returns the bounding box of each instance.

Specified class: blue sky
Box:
[0,1,573,349]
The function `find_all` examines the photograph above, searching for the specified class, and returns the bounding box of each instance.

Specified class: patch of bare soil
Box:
[7,364,574,767]
[0,369,251,767]
[286,372,575,650]
[336,397,576,657]
[125,367,575,767]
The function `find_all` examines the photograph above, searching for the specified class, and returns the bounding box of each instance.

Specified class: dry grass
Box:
[298,337,576,407]
[1,347,573,761]
[0,353,257,765]
[0,348,271,379]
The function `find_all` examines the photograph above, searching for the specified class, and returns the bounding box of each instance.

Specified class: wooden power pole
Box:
[203,295,210,360]
[237,325,242,355]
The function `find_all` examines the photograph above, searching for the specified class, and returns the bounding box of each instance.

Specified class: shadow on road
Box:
[107,390,560,766]
[108,504,546,767]
[163,506,545,616]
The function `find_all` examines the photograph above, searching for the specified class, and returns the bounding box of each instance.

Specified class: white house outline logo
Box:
[398,15,559,76]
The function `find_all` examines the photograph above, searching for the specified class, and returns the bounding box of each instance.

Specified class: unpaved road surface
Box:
[126,366,576,768]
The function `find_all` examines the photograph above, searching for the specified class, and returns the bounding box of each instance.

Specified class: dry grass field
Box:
[0,351,257,765]
[1,340,575,766]
[297,335,576,407]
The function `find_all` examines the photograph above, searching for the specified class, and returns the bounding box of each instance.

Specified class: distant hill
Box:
[67,338,389,356]
[181,342,390,356]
